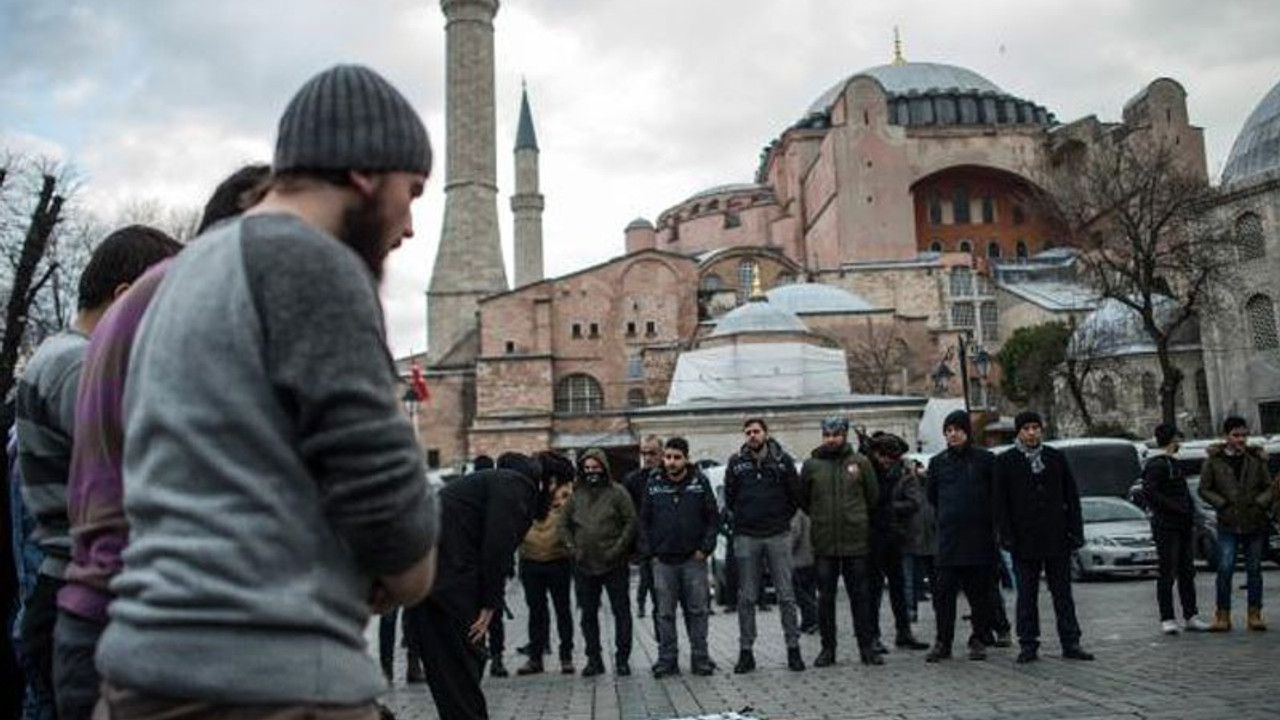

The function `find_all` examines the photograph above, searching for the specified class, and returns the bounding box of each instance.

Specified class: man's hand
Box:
[468,607,495,645]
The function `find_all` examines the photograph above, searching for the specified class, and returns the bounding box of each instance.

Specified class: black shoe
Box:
[733,650,756,674]
[1062,646,1095,661]
[787,647,805,671]
[515,643,531,656]
[637,608,646,618]
[691,658,716,676]
[967,640,987,661]
[895,634,929,650]
[651,661,680,678]
[489,659,509,678]
[870,638,889,655]
[560,658,575,675]
[1016,647,1039,664]
[800,623,819,635]
[859,648,885,666]
[516,659,544,676]
[616,660,631,677]
[381,662,393,683]
[993,631,1012,648]
[814,648,836,667]
[581,656,605,677]
[925,644,951,663]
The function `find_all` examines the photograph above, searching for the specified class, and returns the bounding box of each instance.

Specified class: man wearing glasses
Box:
[1198,416,1273,631]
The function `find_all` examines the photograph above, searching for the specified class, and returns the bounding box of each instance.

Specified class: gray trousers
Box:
[653,557,710,665]
[735,532,800,650]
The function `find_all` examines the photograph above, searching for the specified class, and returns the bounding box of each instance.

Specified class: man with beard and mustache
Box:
[95,65,439,719]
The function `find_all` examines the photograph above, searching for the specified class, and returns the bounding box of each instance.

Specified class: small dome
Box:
[711,299,809,337]
[1069,297,1199,358]
[808,62,1005,116]
[765,283,876,314]
[626,217,654,230]
[1222,79,1280,187]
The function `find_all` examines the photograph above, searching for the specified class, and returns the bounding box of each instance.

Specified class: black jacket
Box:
[425,468,540,624]
[637,467,719,564]
[1140,453,1193,531]
[992,444,1084,560]
[623,466,650,513]
[927,444,997,567]
[724,438,800,538]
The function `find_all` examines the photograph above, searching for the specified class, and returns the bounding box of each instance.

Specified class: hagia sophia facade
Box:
[413,0,1280,471]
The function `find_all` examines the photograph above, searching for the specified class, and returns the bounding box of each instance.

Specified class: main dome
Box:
[1221,79,1280,187]
[807,62,1005,116]
[765,283,877,314]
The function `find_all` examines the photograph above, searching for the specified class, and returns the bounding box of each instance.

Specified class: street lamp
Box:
[930,361,955,396]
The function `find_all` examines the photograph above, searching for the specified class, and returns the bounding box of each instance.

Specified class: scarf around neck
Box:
[1015,439,1045,474]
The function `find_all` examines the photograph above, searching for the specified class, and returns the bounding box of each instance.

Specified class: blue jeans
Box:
[653,557,710,665]
[1215,530,1265,610]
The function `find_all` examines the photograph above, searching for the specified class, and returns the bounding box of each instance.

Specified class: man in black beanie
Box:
[925,409,998,662]
[993,411,1092,663]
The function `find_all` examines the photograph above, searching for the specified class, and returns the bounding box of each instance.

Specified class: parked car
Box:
[990,437,1144,499]
[1072,496,1158,580]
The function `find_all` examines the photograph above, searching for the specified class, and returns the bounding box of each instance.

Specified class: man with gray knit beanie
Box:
[95,65,439,719]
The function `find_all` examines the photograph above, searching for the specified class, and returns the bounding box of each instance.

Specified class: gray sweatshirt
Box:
[97,214,437,705]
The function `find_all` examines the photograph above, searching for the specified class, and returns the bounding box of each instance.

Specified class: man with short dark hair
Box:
[638,437,719,678]
[624,435,662,618]
[800,416,881,667]
[14,224,181,720]
[96,65,440,719]
[865,434,929,653]
[1142,423,1209,634]
[1199,415,1272,631]
[993,411,1092,663]
[725,418,804,673]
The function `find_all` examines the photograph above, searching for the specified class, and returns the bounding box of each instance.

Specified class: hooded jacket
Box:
[800,442,878,557]
[1199,443,1273,533]
[724,437,800,538]
[560,448,636,575]
[637,464,718,564]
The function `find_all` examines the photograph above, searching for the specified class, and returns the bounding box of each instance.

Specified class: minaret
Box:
[429,0,509,364]
[511,82,544,287]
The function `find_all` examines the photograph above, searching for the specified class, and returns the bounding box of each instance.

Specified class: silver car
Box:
[1072,497,1157,580]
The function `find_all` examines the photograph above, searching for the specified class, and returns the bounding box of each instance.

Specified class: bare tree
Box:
[846,320,911,395]
[116,197,202,242]
[1046,136,1229,426]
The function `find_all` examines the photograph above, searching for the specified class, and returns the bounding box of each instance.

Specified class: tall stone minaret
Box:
[428,0,509,364]
[511,83,544,288]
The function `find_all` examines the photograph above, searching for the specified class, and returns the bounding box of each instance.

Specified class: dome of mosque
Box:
[710,299,809,337]
[765,283,876,314]
[1068,297,1200,358]
[1222,78,1280,187]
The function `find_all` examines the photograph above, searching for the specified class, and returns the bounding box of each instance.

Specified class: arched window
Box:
[1098,376,1117,413]
[1246,294,1279,350]
[987,241,1001,259]
[1015,240,1029,260]
[555,374,603,414]
[626,388,646,408]
[1236,212,1266,261]
[738,260,758,299]
[1141,372,1158,409]
[929,240,943,253]
[958,240,972,254]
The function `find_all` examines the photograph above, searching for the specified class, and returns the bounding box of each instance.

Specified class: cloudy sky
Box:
[3,0,1277,358]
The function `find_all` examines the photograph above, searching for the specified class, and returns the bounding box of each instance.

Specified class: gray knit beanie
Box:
[274,64,432,175]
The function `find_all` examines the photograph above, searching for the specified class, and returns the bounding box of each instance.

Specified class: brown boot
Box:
[1209,608,1232,632]
[1247,607,1267,631]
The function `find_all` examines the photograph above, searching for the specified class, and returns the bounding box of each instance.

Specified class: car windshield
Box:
[1082,498,1146,523]
[1059,444,1142,497]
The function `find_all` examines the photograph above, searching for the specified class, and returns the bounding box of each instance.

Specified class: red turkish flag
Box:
[410,360,430,403]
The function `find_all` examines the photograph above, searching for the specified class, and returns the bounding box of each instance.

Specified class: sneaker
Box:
[691,657,716,676]
[924,644,951,663]
[581,656,605,677]
[733,650,756,674]
[813,648,836,667]
[651,661,680,679]
[1184,615,1211,632]
[787,647,806,671]
[1062,646,1095,661]
[1015,647,1038,664]
[1161,619,1180,635]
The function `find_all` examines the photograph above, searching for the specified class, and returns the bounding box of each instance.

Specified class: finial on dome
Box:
[892,26,906,65]
[749,264,766,301]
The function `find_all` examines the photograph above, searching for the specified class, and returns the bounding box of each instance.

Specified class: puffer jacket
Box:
[800,442,878,557]
[1199,444,1273,534]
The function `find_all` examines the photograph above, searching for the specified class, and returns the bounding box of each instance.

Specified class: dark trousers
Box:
[20,573,60,714]
[932,564,994,648]
[1014,555,1082,651]
[378,607,422,677]
[408,601,488,720]
[520,558,574,660]
[815,555,873,651]
[575,565,632,662]
[53,609,103,720]
[1155,525,1198,620]
[793,564,817,629]
[636,560,656,613]
[903,554,933,620]
[868,539,911,638]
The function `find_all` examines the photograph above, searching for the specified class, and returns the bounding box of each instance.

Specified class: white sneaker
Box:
[1184,615,1211,632]
[1161,619,1180,634]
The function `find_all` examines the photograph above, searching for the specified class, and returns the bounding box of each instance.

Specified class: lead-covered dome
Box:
[1068,297,1200,359]
[808,62,1003,115]
[710,298,808,337]
[765,283,876,314]
[1222,79,1280,187]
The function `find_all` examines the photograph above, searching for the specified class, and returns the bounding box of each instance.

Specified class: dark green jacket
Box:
[1199,444,1273,534]
[800,443,878,557]
[560,482,636,576]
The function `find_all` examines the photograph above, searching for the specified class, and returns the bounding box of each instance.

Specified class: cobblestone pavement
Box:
[372,568,1279,720]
